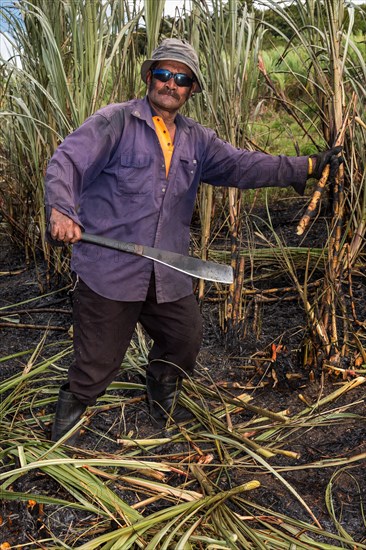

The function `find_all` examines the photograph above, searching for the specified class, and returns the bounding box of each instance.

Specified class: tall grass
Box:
[0,0,142,270]
[0,1,365,354]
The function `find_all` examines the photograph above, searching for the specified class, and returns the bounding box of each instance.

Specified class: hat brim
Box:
[141,58,203,93]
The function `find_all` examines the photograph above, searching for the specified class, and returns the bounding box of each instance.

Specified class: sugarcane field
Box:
[0,0,365,548]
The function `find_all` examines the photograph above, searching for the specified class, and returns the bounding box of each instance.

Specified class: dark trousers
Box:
[68,274,203,405]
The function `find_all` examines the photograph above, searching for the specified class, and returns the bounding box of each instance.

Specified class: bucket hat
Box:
[141,38,203,92]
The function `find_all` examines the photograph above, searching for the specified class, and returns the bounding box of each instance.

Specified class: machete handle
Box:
[81,233,141,255]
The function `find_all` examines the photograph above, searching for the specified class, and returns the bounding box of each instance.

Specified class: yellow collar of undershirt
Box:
[152,116,174,177]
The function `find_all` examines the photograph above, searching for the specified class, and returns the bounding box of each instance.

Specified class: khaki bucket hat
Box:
[141,38,203,92]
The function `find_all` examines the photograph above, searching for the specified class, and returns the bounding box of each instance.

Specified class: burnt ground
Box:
[1,196,366,548]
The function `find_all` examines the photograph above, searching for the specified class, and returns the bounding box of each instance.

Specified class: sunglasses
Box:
[151,69,195,88]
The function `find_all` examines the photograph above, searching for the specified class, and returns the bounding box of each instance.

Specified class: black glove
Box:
[309,146,344,180]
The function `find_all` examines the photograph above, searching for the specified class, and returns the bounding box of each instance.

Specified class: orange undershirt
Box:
[152,116,174,177]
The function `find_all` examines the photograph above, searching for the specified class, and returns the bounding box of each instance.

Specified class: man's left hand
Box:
[309,146,344,181]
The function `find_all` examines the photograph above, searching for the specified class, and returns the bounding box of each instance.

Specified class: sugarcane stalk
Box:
[198,184,214,301]
[0,322,68,331]
[296,376,365,415]
[0,308,72,315]
[305,296,331,354]
[232,255,245,326]
[326,107,351,350]
[346,219,366,269]
[330,290,338,347]
[224,187,242,335]
[353,333,366,364]
[298,87,350,359]
[189,464,215,495]
[346,249,366,328]
[297,100,349,238]
[296,164,330,236]
[340,295,350,357]
[242,281,321,296]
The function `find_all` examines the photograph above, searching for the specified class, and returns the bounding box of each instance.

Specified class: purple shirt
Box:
[45,96,308,303]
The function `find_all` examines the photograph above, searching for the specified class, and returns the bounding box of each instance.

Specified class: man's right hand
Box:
[49,208,82,244]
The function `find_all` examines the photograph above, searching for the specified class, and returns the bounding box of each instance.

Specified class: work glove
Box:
[308,146,344,181]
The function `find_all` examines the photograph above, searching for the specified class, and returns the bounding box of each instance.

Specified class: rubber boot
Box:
[51,384,87,445]
[146,368,194,428]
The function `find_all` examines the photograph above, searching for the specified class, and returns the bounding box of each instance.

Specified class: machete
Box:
[81,233,233,284]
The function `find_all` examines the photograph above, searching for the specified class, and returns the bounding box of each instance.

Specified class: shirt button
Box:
[162,188,166,193]
[193,159,197,165]
[190,170,194,174]
[133,110,141,117]
[162,164,165,168]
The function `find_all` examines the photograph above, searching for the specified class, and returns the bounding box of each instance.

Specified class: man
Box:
[46,38,342,444]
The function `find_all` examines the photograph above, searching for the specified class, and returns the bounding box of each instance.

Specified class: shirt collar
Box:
[130,96,194,134]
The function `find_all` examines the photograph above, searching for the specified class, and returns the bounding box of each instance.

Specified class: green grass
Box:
[249,105,320,156]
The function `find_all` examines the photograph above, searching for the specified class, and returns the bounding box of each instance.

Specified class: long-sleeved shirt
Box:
[45,96,309,303]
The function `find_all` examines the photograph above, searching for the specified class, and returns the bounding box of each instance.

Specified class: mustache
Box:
[158,89,180,100]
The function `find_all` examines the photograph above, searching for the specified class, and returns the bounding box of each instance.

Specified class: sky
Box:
[0,33,14,62]
[164,0,191,16]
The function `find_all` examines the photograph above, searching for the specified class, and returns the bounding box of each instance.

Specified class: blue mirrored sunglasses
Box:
[151,69,194,88]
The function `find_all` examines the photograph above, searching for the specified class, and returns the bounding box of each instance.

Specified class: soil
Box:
[1,196,365,548]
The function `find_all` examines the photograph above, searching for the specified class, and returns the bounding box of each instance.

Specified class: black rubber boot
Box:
[51,384,87,445]
[146,367,194,428]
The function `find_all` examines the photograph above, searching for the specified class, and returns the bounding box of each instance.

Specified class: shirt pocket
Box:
[175,157,198,196]
[118,154,152,194]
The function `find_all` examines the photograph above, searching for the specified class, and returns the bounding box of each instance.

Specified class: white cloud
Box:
[0,32,14,60]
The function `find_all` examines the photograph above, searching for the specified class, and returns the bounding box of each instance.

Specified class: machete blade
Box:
[142,245,233,284]
[81,233,233,284]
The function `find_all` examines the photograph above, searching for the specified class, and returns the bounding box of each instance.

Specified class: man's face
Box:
[147,60,196,114]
